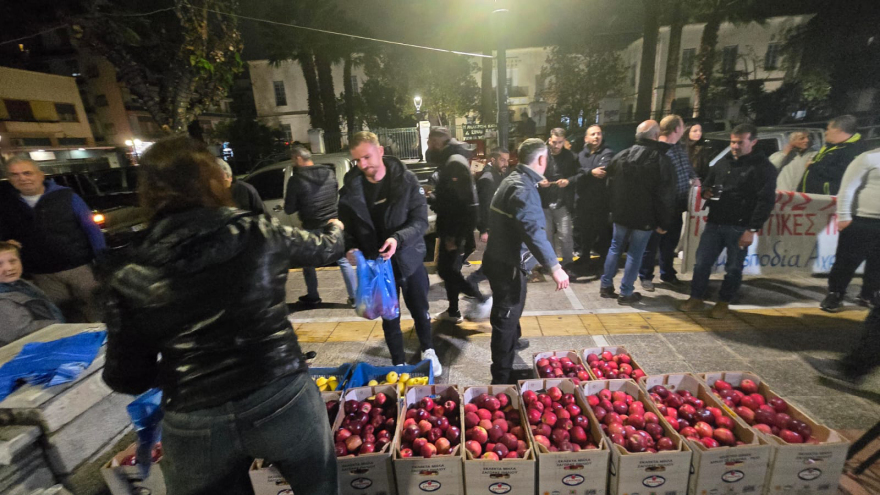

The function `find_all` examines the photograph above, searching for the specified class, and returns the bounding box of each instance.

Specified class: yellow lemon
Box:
[385,371,399,384]
[367,379,379,387]
[315,377,328,388]
[399,373,410,383]
[406,377,420,387]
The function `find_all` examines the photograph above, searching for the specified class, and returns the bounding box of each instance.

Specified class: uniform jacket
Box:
[284,164,339,230]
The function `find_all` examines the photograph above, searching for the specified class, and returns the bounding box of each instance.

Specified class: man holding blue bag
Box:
[340,132,443,375]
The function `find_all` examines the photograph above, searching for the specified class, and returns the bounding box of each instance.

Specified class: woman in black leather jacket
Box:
[102,136,344,495]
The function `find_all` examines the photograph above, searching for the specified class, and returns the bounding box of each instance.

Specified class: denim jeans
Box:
[161,372,337,495]
[302,257,357,300]
[601,223,653,296]
[383,263,433,365]
[690,222,749,302]
[544,206,574,266]
[639,213,684,281]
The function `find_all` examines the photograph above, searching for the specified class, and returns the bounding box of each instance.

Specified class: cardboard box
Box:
[640,373,772,495]
[519,378,610,495]
[532,350,588,381]
[323,390,342,427]
[100,443,166,495]
[248,459,292,495]
[462,385,536,495]
[580,346,646,381]
[700,372,850,494]
[393,385,464,495]
[333,385,400,495]
[580,379,692,495]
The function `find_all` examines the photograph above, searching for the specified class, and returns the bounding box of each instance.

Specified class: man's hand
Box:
[838,220,852,231]
[701,189,714,200]
[327,218,344,230]
[538,179,552,188]
[556,178,570,188]
[379,238,398,260]
[551,266,570,291]
[6,239,22,249]
[480,232,489,243]
[738,230,756,249]
[691,178,701,188]
[782,144,794,155]
[591,168,607,179]
[346,248,360,265]
[656,227,667,234]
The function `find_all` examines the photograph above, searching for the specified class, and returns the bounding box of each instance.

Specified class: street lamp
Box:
[414,96,422,113]
[124,140,133,146]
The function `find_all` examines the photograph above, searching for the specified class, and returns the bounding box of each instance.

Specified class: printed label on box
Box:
[487,482,512,493]
[418,479,442,491]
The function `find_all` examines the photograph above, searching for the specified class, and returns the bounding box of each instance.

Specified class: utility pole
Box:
[493,2,510,150]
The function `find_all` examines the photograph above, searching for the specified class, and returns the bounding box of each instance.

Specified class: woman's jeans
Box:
[161,372,337,495]
[303,257,357,300]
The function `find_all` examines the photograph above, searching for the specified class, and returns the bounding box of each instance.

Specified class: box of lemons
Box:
[347,360,434,395]
[309,363,354,392]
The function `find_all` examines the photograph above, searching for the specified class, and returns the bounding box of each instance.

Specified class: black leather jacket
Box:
[102,207,344,412]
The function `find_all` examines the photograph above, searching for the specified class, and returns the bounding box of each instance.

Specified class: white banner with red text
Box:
[681,189,856,275]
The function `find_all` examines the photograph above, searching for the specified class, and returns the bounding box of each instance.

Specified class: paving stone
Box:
[638,361,695,375]
[309,342,365,367]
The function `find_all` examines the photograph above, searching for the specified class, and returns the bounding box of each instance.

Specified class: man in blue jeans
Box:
[680,123,777,318]
[600,121,676,305]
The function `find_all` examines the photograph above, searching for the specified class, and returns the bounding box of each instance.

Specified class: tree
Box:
[660,0,686,115]
[541,45,626,129]
[210,118,285,172]
[635,0,660,120]
[71,0,243,133]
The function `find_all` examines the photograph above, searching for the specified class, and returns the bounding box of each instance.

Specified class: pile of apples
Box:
[399,395,462,459]
[119,443,163,466]
[584,351,646,381]
[587,388,676,453]
[463,392,528,460]
[334,393,397,457]
[523,387,598,453]
[326,399,340,426]
[647,384,743,449]
[710,379,816,444]
[535,355,590,384]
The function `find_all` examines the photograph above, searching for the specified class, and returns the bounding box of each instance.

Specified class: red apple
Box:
[465,440,482,457]
[346,435,363,453]
[533,434,552,449]
[435,437,451,455]
[714,428,736,446]
[700,437,720,449]
[481,452,500,460]
[657,437,675,451]
[779,429,803,444]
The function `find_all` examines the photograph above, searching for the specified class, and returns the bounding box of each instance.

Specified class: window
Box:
[95,94,109,107]
[55,103,78,122]
[273,81,287,106]
[350,76,360,95]
[58,137,87,145]
[4,99,35,121]
[680,48,696,77]
[280,124,292,142]
[245,167,285,201]
[673,97,691,112]
[22,137,52,147]
[628,64,637,87]
[765,43,780,70]
[721,45,739,73]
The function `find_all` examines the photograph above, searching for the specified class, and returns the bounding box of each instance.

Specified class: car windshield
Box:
[86,168,139,195]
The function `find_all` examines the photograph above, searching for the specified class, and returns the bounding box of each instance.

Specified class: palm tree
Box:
[635,0,660,120]
[660,0,685,115]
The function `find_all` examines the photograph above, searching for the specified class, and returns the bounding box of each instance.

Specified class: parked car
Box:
[703,126,825,168]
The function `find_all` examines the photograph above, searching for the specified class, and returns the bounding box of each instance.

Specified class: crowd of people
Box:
[1,115,879,492]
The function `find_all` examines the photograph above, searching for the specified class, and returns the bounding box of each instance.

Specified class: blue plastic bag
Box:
[126,389,163,478]
[354,250,399,320]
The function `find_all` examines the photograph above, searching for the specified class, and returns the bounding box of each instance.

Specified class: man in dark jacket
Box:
[600,121,676,305]
[484,138,570,384]
[798,115,867,195]
[0,157,105,322]
[571,125,614,276]
[284,146,356,307]
[476,147,510,242]
[427,128,491,322]
[217,159,270,215]
[540,128,579,271]
[681,124,777,318]
[340,132,442,374]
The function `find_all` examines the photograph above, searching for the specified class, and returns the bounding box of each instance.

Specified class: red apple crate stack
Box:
[533,350,590,383]
[580,379,692,495]
[462,385,536,495]
[640,373,772,495]
[701,371,850,494]
[581,346,647,381]
[518,378,610,495]
[330,384,400,495]
[393,384,465,494]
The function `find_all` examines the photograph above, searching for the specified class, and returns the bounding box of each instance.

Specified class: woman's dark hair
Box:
[138,135,233,214]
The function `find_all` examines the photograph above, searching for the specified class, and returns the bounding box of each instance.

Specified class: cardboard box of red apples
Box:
[641,373,772,495]
[580,379,692,495]
[533,350,590,383]
[462,385,536,495]
[581,346,647,381]
[701,371,850,494]
[393,385,465,495]
[100,442,166,495]
[331,384,400,495]
[519,378,610,495]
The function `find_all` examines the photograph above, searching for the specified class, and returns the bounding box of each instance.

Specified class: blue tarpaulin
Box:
[0,331,106,402]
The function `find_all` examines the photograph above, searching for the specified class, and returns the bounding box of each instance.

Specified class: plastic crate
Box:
[308,363,354,391]
[346,359,434,390]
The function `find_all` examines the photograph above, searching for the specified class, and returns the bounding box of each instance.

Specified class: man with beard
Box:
[570,125,614,276]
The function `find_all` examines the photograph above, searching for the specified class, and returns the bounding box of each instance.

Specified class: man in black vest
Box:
[0,157,105,322]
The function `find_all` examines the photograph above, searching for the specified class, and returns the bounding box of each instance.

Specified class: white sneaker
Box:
[422,348,443,376]
[465,296,493,321]
[435,310,463,324]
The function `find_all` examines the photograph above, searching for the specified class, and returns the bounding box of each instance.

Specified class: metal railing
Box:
[374,128,421,160]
